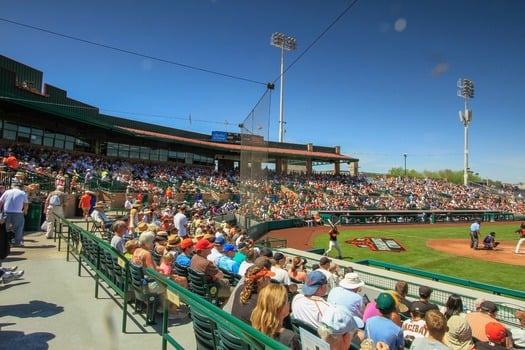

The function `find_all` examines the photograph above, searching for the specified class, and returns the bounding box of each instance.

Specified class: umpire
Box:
[470,219,481,249]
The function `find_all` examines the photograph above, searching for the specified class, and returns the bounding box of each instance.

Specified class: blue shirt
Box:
[0,188,28,213]
[365,315,404,350]
[327,286,365,319]
[175,253,192,267]
[217,255,240,274]
[470,222,480,232]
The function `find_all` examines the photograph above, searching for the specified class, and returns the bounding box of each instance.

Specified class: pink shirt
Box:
[159,262,172,275]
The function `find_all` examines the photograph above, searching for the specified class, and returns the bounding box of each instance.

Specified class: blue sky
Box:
[1,0,524,184]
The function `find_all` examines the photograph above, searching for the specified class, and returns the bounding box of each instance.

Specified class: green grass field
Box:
[313,223,522,291]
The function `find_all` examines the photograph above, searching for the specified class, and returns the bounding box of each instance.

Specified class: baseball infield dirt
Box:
[267,222,524,266]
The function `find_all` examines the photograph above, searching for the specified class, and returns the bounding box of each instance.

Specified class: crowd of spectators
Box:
[2,144,524,223]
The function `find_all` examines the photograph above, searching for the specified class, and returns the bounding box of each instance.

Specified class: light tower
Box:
[457,78,475,186]
[271,32,297,143]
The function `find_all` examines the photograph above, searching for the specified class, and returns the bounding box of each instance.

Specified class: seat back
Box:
[187,267,220,305]
[216,326,251,350]
[219,267,240,286]
[173,262,188,277]
[190,307,219,350]
[290,317,318,336]
[151,249,163,266]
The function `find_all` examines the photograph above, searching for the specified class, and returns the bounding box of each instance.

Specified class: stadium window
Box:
[3,129,16,140]
[54,139,64,149]
[30,135,42,145]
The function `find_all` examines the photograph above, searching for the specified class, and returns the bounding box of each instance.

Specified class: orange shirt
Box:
[79,194,92,208]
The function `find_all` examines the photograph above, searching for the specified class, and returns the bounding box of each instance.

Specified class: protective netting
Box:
[238,89,271,209]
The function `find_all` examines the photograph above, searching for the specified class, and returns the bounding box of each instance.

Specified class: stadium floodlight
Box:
[271,32,297,143]
[457,78,475,186]
[403,153,407,177]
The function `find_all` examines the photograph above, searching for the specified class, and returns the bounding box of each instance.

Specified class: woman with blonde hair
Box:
[250,284,301,350]
[231,265,274,324]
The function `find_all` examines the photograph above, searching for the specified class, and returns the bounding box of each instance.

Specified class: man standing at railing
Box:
[470,220,481,249]
[0,182,28,247]
[44,185,66,239]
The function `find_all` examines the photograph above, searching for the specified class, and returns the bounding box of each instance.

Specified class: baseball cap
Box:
[319,256,332,265]
[321,305,358,335]
[214,236,226,245]
[376,292,396,314]
[273,252,285,262]
[410,301,429,316]
[223,244,237,253]
[302,270,327,296]
[485,322,507,343]
[480,301,498,313]
[194,238,214,251]
[419,285,433,298]
[180,238,194,250]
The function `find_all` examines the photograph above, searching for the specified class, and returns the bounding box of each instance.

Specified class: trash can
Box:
[24,202,42,231]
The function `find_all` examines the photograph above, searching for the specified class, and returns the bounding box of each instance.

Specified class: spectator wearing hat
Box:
[318,304,365,350]
[175,238,194,267]
[271,252,291,286]
[327,272,366,319]
[190,238,231,299]
[445,315,475,350]
[291,270,331,329]
[510,310,525,348]
[402,301,429,347]
[318,256,337,295]
[134,221,148,237]
[418,285,439,311]
[217,244,240,274]
[231,264,275,325]
[465,300,508,344]
[153,230,169,256]
[91,201,112,231]
[207,236,225,265]
[410,309,450,350]
[475,322,509,350]
[44,185,66,239]
[173,205,188,238]
[364,292,405,350]
[165,234,181,259]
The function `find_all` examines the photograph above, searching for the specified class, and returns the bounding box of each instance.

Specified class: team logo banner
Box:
[346,237,407,252]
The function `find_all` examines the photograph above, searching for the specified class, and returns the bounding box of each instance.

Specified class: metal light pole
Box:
[403,153,407,177]
[457,78,475,186]
[271,32,297,143]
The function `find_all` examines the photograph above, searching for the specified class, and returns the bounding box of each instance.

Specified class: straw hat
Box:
[166,235,181,249]
[94,201,105,209]
[135,222,148,233]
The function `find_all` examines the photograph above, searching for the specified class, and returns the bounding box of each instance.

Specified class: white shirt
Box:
[271,266,291,285]
[291,294,332,329]
[173,212,187,237]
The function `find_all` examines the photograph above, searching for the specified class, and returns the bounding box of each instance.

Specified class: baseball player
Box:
[515,222,525,254]
[324,226,343,259]
[482,232,499,250]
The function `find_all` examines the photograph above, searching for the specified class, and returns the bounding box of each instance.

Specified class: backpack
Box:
[49,194,61,206]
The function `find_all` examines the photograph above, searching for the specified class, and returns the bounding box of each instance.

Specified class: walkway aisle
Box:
[0,231,195,350]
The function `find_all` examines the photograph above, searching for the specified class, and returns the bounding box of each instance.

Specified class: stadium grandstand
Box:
[2,54,525,349]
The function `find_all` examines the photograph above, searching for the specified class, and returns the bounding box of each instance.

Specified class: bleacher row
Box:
[50,212,525,350]
[52,212,288,349]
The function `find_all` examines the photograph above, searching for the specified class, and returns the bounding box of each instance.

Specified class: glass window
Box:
[43,137,54,147]
[4,122,17,131]
[54,139,64,149]
[3,129,16,140]
[17,132,30,143]
[31,128,43,135]
[55,133,65,141]
[19,126,30,134]
[31,135,42,145]
[65,141,74,150]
